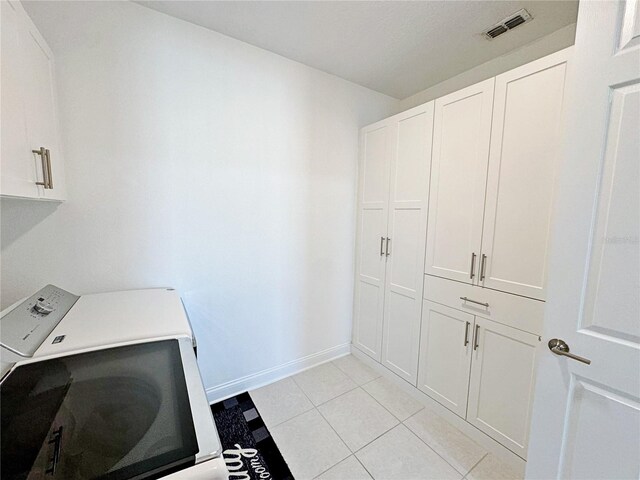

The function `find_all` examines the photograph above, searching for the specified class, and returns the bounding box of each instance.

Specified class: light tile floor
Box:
[250,354,524,480]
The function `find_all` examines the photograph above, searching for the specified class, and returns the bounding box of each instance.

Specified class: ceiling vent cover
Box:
[484,9,533,40]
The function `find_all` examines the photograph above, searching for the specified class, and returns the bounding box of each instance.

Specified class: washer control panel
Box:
[0,285,79,357]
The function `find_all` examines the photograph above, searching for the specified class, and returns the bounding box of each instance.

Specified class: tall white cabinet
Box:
[353,103,434,384]
[353,48,572,462]
[1,0,66,201]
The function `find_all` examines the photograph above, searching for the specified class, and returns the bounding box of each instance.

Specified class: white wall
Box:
[0,1,397,396]
[399,24,576,111]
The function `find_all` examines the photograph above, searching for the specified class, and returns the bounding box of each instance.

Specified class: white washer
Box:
[0,285,228,480]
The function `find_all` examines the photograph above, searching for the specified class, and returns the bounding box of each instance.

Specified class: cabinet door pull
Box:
[380,237,385,256]
[473,324,480,350]
[45,148,53,189]
[464,321,471,346]
[459,296,490,308]
[32,147,50,189]
[386,237,391,257]
[480,254,487,281]
[469,252,477,279]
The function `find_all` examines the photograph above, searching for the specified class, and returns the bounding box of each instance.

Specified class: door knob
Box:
[548,339,591,365]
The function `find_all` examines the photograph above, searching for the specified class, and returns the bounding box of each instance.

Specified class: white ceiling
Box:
[135,0,578,99]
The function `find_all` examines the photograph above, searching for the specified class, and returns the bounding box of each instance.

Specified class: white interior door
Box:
[467,316,539,459]
[417,300,474,418]
[425,79,494,284]
[527,2,640,478]
[480,49,570,300]
[353,124,391,361]
[382,103,434,384]
[0,0,37,199]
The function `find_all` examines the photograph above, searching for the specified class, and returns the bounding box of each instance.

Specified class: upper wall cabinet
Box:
[479,51,568,300]
[425,79,495,285]
[353,103,434,385]
[425,50,570,300]
[1,0,66,201]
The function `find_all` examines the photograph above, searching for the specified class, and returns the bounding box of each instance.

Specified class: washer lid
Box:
[0,285,79,357]
[0,338,218,479]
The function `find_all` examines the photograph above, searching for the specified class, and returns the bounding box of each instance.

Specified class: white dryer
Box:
[0,285,227,479]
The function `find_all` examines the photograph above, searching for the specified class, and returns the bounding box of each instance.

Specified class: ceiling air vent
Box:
[484,9,533,40]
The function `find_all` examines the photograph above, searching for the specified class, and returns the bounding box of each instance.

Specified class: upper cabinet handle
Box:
[380,237,385,257]
[386,237,391,257]
[469,252,477,279]
[45,148,53,189]
[32,147,51,189]
[480,254,487,281]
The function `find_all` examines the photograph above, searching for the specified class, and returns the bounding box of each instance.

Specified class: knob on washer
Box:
[33,300,54,315]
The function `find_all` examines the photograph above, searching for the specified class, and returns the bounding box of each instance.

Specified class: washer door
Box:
[1,340,201,479]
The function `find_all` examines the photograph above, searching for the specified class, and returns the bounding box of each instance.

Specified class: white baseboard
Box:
[205,343,351,404]
[350,344,526,476]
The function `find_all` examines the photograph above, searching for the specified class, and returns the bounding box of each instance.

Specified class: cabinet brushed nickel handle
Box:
[380,237,385,256]
[548,339,591,365]
[45,148,53,189]
[459,296,489,308]
[473,324,480,351]
[464,321,470,346]
[480,254,487,281]
[469,252,477,279]
[32,147,50,188]
[385,237,391,257]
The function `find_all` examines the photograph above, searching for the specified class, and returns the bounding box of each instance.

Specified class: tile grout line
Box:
[295,360,402,477]
[353,454,376,480]
[293,364,400,477]
[264,402,316,430]
[400,412,486,478]
[332,358,382,387]
[291,373,352,477]
[295,360,438,467]
[269,360,483,479]
[463,452,489,479]
[258,357,493,480]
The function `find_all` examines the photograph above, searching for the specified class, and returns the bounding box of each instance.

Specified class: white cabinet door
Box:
[0,0,38,198]
[467,316,539,458]
[353,124,391,361]
[417,300,474,418]
[425,79,494,284]
[382,103,434,384]
[19,6,66,200]
[479,50,570,300]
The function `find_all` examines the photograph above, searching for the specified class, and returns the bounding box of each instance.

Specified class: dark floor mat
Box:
[211,392,294,480]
